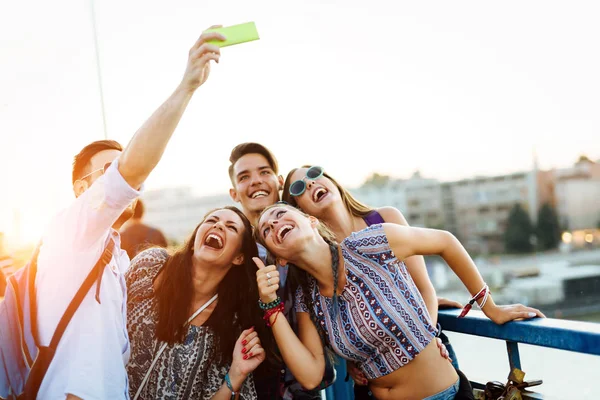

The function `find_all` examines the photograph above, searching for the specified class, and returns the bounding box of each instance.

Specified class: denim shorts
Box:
[423,377,460,400]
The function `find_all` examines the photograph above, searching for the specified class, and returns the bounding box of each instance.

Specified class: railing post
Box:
[506,340,522,370]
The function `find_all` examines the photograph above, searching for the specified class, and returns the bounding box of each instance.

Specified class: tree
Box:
[577,154,592,164]
[536,203,561,250]
[504,203,534,253]
[362,172,391,188]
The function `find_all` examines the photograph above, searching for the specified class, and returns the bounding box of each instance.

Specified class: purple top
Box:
[363,210,385,226]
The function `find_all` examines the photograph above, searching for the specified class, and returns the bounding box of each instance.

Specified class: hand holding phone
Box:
[203,22,260,48]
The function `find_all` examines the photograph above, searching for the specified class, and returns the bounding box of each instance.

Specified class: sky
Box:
[1,0,599,245]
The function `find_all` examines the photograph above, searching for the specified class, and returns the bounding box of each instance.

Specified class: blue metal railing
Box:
[324,309,600,399]
[439,309,600,398]
[438,309,600,357]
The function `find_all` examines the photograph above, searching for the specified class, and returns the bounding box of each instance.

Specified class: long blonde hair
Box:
[255,203,338,355]
[255,203,337,250]
[282,166,373,218]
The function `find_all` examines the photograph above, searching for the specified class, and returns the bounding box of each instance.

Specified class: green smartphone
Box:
[204,22,260,48]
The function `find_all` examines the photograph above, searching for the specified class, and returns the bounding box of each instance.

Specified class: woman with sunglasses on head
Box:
[253,201,544,400]
[283,166,465,309]
[282,166,462,397]
[126,206,276,399]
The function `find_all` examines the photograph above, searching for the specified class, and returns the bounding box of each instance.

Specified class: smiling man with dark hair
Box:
[228,142,332,399]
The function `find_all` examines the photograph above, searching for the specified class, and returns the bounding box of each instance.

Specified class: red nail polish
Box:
[242,348,247,353]
[242,340,247,345]
[249,352,253,357]
[243,354,248,360]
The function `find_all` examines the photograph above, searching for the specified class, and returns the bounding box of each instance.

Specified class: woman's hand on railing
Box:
[484,302,546,325]
[437,297,463,309]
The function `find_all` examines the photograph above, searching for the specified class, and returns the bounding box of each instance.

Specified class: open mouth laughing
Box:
[204,233,224,249]
[313,187,328,202]
[276,224,293,244]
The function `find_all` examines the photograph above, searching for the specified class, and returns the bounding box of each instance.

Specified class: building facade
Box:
[142,187,235,243]
[141,157,599,252]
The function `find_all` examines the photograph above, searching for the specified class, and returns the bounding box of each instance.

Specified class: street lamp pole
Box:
[89,0,108,139]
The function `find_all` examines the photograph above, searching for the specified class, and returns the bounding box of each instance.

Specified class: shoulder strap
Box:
[46,239,116,350]
[28,243,43,347]
[185,294,219,324]
[132,293,218,400]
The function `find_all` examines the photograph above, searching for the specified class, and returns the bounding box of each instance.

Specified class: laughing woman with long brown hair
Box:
[125,206,275,399]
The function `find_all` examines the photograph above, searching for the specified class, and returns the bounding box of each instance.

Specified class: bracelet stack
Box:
[458,284,490,318]
[258,296,282,310]
[259,297,284,327]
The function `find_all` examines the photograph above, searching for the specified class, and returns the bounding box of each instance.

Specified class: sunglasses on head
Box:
[289,166,324,197]
[79,161,113,181]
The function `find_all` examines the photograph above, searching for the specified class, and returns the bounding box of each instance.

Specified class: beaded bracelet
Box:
[258,296,282,310]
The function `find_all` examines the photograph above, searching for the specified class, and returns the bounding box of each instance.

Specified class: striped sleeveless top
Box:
[295,224,437,379]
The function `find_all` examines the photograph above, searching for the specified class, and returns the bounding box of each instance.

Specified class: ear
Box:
[229,187,240,203]
[277,175,284,191]
[308,215,320,228]
[232,253,244,266]
[73,180,88,198]
[276,257,288,267]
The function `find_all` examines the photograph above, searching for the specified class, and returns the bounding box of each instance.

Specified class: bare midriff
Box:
[368,340,458,400]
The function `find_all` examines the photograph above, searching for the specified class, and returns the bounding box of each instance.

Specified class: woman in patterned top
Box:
[254,203,544,400]
[282,166,464,311]
[281,166,462,397]
[126,206,275,399]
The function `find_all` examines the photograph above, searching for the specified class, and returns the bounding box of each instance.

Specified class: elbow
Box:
[300,377,322,391]
[437,230,459,257]
[444,230,458,247]
[298,365,325,390]
[117,161,146,190]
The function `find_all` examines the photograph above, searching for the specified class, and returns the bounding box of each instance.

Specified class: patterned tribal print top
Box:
[295,224,437,380]
[125,248,257,399]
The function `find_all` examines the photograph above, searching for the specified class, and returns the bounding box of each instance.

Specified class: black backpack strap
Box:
[28,243,43,348]
[23,239,116,399]
[48,239,115,350]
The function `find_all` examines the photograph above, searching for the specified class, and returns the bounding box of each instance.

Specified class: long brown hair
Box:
[155,206,275,370]
[282,166,373,218]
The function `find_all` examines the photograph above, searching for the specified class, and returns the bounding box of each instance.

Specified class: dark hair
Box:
[72,140,123,184]
[228,142,279,185]
[282,166,373,218]
[155,206,276,371]
[133,199,145,220]
[255,203,337,358]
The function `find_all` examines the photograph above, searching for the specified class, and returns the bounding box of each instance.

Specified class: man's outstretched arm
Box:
[118,28,225,189]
